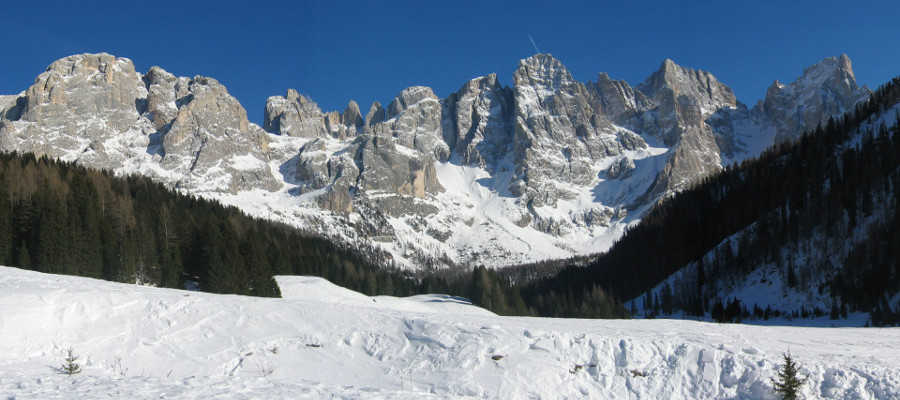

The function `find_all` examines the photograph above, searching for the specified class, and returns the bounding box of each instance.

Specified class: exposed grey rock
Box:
[510,54,646,210]
[754,54,871,143]
[289,87,449,215]
[441,73,514,167]
[157,75,279,192]
[342,100,364,128]
[365,102,385,126]
[310,100,364,141]
[0,95,22,120]
[630,59,738,199]
[0,53,147,164]
[636,59,737,144]
[293,138,359,213]
[371,86,449,161]
[263,89,328,138]
[0,53,278,194]
[593,72,653,122]
[355,128,444,198]
[607,156,635,179]
[144,66,178,131]
[0,51,875,269]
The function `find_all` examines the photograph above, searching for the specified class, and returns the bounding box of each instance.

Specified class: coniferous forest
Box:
[0,153,424,298]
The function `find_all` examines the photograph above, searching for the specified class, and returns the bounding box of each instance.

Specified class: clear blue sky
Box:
[2,1,899,125]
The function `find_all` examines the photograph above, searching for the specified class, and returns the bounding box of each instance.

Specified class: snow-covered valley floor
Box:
[1,266,898,399]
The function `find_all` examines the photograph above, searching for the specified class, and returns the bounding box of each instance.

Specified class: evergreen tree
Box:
[772,351,807,400]
[60,347,82,375]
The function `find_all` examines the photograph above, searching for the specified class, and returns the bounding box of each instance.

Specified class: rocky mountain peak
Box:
[1,53,279,194]
[593,72,653,121]
[757,54,871,143]
[286,88,301,102]
[342,100,363,128]
[638,59,737,115]
[366,101,386,126]
[837,53,853,75]
[513,54,576,93]
[801,54,855,82]
[441,73,514,167]
[263,88,329,138]
[765,80,784,98]
[387,86,439,119]
[21,53,144,129]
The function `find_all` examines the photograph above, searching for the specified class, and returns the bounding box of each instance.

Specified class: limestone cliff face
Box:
[0,53,279,193]
[156,73,277,192]
[755,54,871,144]
[0,53,146,163]
[509,54,647,207]
[593,72,654,123]
[633,60,738,199]
[264,53,871,262]
[264,89,329,139]
[441,74,515,168]
[288,87,446,215]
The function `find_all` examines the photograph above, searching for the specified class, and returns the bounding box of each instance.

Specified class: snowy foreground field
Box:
[1,266,898,399]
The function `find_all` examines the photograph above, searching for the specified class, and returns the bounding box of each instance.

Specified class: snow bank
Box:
[1,266,897,399]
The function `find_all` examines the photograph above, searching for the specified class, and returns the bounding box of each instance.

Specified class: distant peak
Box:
[525,53,554,60]
[802,54,856,78]
[637,58,735,108]
[45,53,137,77]
[286,88,300,102]
[838,54,853,74]
[514,53,572,87]
[766,80,784,97]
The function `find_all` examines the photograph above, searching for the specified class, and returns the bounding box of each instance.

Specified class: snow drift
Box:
[0,266,897,399]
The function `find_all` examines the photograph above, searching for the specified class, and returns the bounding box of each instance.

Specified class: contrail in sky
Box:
[529,35,541,54]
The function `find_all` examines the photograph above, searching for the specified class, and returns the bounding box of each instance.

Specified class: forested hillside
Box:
[0,153,420,297]
[519,76,900,325]
[0,151,554,316]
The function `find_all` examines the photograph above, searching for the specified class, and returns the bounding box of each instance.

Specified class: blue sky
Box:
[2,1,899,125]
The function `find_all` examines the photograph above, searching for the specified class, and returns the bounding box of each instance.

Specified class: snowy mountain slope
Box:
[0,53,870,270]
[613,87,900,325]
[1,266,898,399]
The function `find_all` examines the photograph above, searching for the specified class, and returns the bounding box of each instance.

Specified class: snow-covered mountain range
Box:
[2,265,897,399]
[0,53,870,269]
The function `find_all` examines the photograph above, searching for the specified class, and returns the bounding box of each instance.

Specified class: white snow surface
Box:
[1,266,898,399]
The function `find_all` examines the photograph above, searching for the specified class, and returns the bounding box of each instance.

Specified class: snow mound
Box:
[275,275,373,304]
[275,275,494,316]
[1,266,898,399]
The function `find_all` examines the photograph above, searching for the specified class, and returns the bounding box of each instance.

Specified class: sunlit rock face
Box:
[0,53,280,193]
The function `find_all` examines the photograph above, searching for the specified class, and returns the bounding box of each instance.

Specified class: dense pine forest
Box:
[0,153,424,298]
[520,76,900,325]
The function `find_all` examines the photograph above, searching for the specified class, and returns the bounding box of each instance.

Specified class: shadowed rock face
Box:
[631,59,739,200]
[0,53,279,193]
[755,54,871,144]
[441,73,515,168]
[290,87,446,214]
